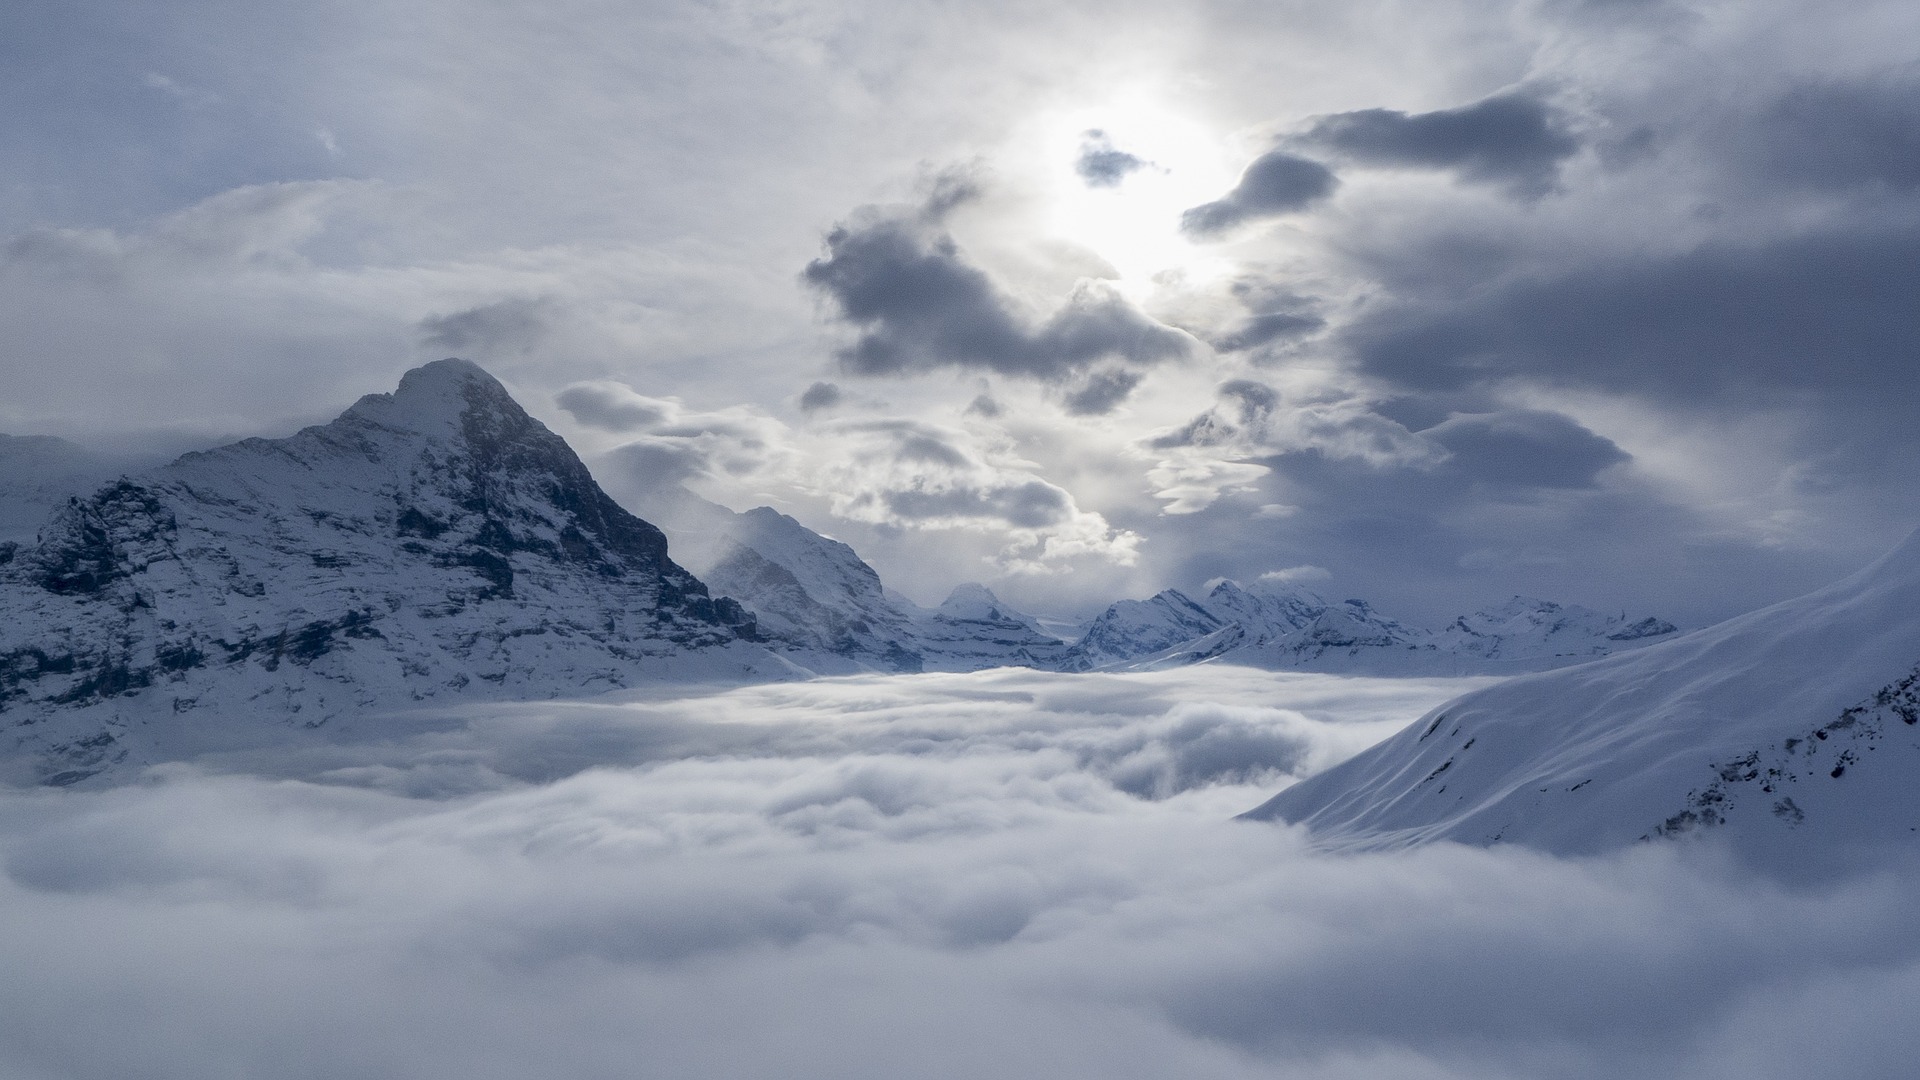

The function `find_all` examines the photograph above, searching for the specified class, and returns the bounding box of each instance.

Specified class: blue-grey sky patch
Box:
[1209,311,1325,352]
[798,380,843,412]
[418,296,552,359]
[1075,129,1150,187]
[1293,90,1580,196]
[1424,409,1630,489]
[1746,76,1920,192]
[1062,367,1143,415]
[1180,151,1338,238]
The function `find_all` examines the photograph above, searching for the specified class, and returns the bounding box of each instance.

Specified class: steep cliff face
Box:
[0,360,774,786]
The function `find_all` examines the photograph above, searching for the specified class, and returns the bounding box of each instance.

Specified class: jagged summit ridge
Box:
[0,359,769,786]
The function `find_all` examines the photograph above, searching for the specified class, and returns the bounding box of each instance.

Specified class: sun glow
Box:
[1036,94,1241,296]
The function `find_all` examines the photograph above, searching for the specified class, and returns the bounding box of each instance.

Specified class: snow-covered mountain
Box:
[0,357,1698,788]
[897,583,1072,672]
[0,359,787,787]
[620,484,1066,673]
[695,506,928,671]
[1244,529,1920,873]
[1058,578,1676,675]
[1056,589,1229,672]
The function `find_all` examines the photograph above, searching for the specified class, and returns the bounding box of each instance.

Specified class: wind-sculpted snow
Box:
[1248,529,1920,875]
[0,360,777,786]
[2,666,1917,1080]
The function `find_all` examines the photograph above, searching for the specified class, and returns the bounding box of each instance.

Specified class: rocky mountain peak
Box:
[0,359,771,785]
[340,357,511,438]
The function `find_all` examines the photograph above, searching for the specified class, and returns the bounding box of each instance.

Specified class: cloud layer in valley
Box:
[3,668,1917,1080]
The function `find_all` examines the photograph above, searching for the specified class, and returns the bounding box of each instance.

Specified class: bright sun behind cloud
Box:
[1035,94,1242,296]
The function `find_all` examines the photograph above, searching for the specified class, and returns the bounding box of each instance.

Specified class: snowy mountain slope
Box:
[610,479,1063,673]
[898,583,1072,672]
[0,360,784,787]
[1056,590,1229,672]
[1060,579,1677,675]
[1242,529,1920,870]
[700,506,927,671]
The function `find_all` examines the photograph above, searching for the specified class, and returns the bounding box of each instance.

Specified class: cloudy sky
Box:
[3,0,1916,624]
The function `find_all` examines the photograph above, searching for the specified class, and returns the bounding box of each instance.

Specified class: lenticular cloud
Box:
[2,668,1917,1080]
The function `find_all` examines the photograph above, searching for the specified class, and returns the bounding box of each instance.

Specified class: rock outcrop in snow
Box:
[1243,529,1920,872]
[0,360,780,786]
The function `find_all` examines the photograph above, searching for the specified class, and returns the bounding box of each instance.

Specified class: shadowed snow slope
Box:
[1245,529,1920,872]
[0,360,780,787]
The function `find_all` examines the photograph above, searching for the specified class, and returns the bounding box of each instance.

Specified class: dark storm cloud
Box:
[600,438,702,488]
[1746,76,1920,192]
[555,382,671,432]
[804,208,1190,387]
[885,480,1071,528]
[1180,152,1338,238]
[1293,91,1580,196]
[1424,409,1630,489]
[1345,226,1920,407]
[798,380,843,412]
[1062,367,1143,415]
[418,296,551,357]
[1075,129,1149,188]
[1209,311,1325,352]
[1218,379,1280,419]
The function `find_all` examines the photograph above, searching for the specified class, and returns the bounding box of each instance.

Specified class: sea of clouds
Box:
[4,667,1918,1079]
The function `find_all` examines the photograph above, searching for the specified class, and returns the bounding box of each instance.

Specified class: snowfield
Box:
[1250,529,1920,877]
[3,666,1920,1080]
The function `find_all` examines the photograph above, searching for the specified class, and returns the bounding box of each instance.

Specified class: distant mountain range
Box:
[0,360,1675,785]
[1059,579,1675,676]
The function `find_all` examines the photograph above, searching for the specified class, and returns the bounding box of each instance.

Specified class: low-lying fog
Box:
[4,668,1916,1079]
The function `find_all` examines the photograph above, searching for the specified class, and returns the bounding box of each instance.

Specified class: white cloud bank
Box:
[3,667,1918,1079]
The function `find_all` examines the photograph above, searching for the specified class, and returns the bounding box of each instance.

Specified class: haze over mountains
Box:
[0,360,1682,787]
